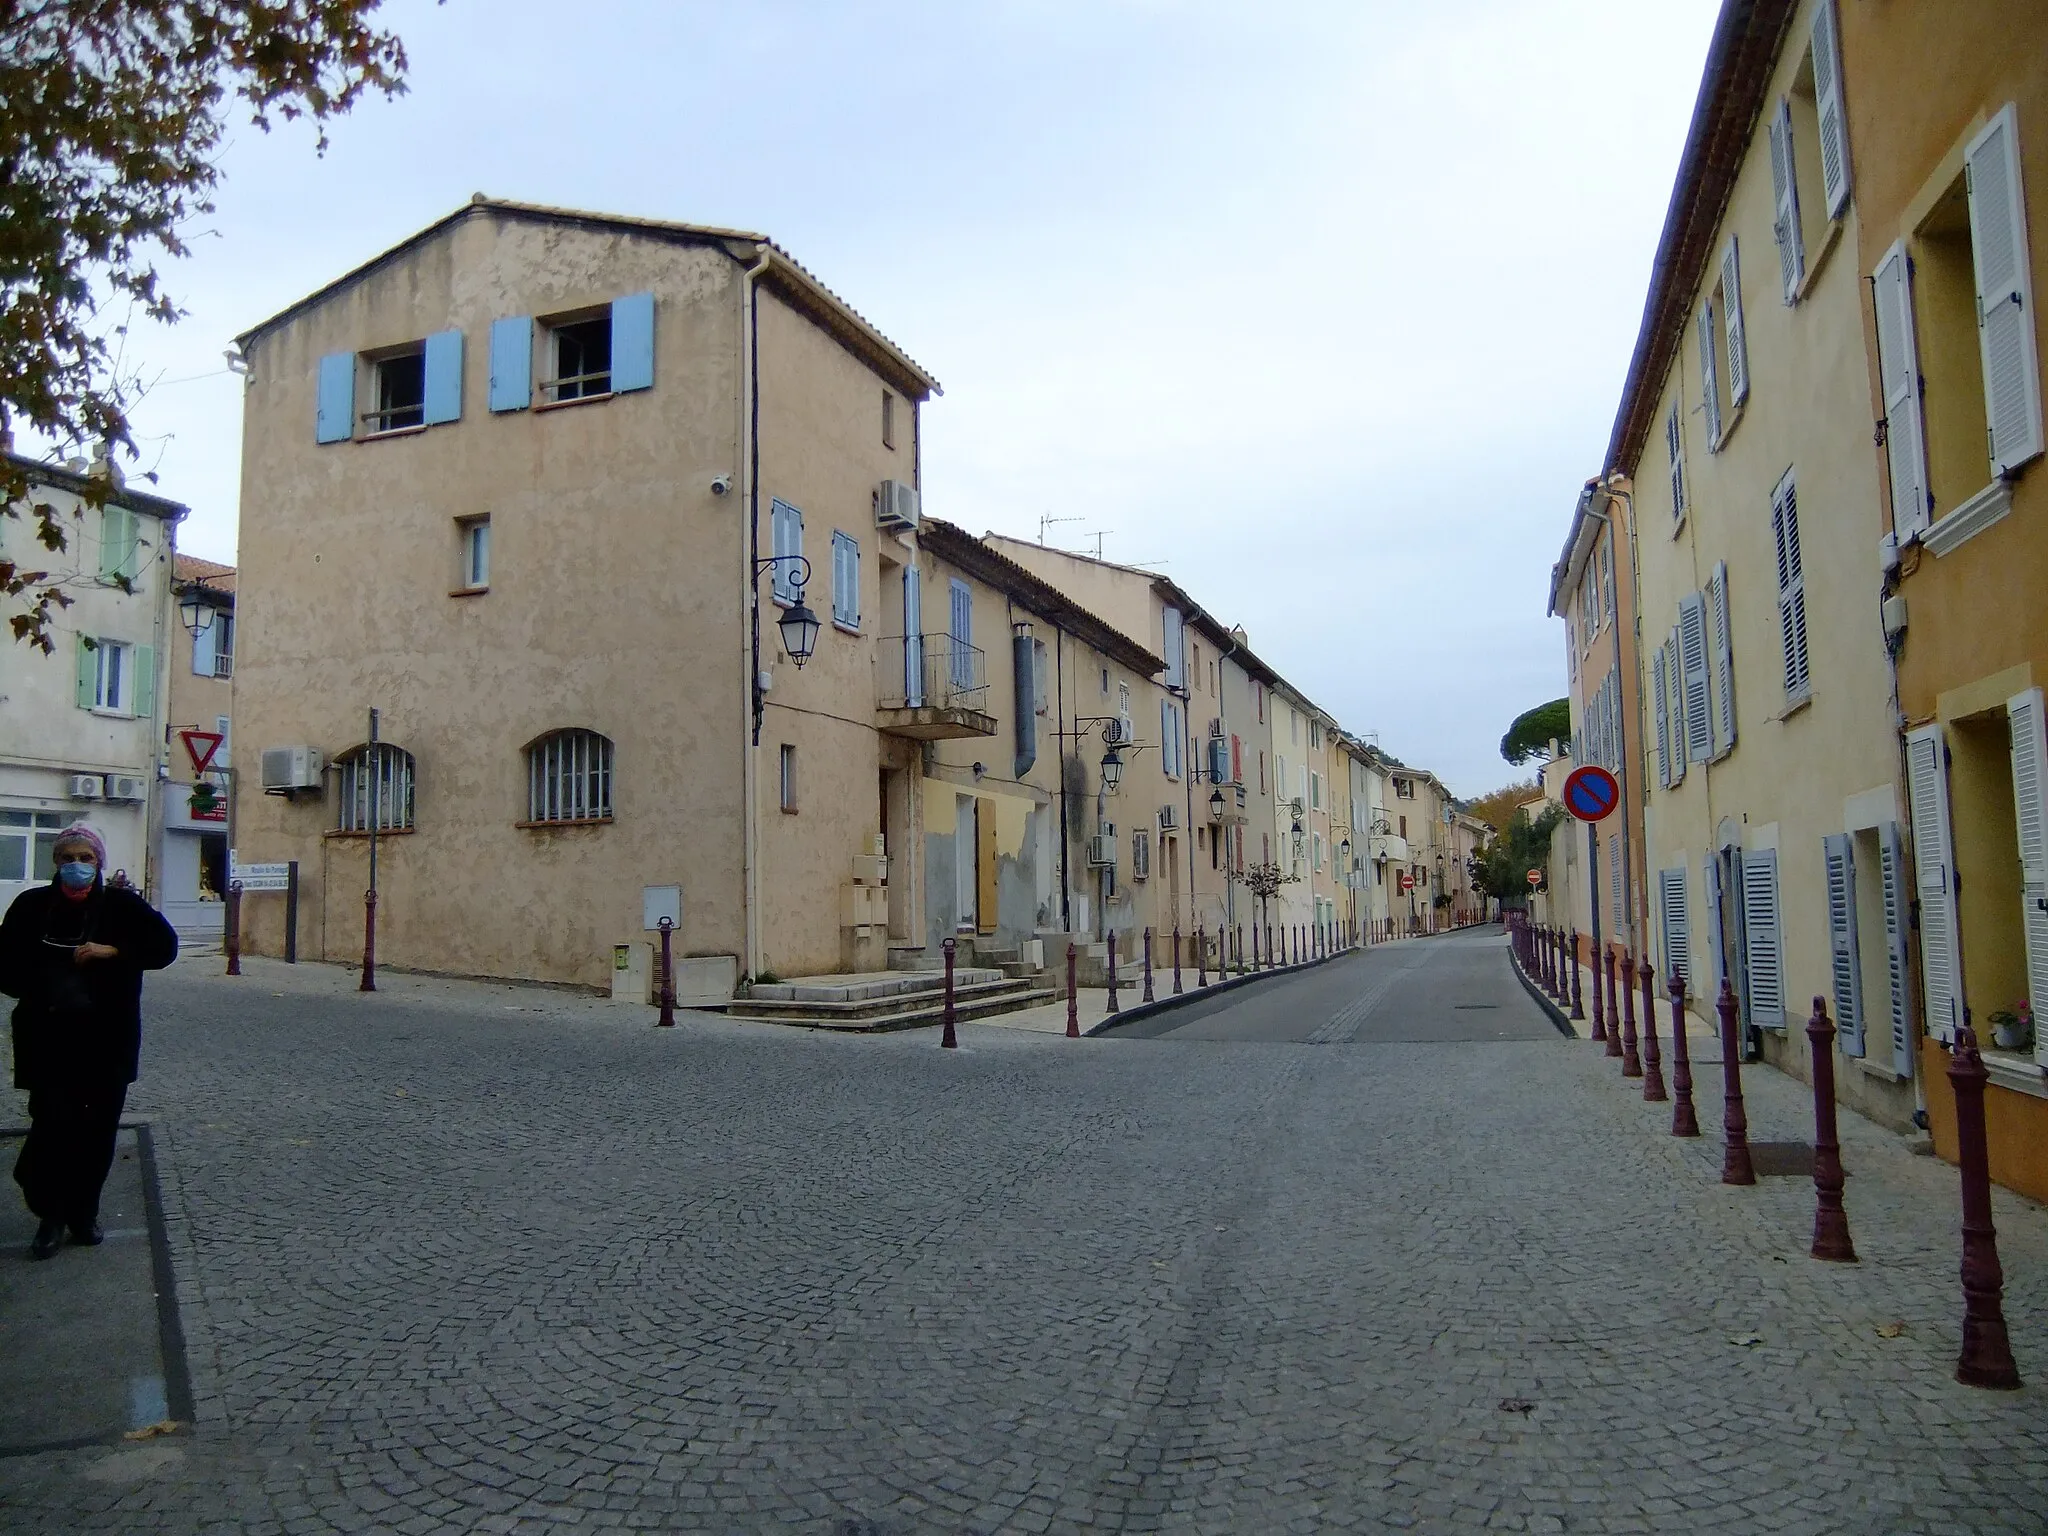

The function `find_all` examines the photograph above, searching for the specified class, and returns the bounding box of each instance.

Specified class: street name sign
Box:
[1563,765,1620,823]
[228,858,293,893]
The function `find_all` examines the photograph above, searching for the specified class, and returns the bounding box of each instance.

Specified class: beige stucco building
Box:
[1,454,184,911]
[230,199,948,990]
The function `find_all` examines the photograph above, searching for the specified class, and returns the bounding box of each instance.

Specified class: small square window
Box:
[548,315,612,402]
[370,351,424,434]
[458,516,491,591]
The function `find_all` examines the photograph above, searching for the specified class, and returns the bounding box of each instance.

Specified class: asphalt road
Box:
[1110,927,1563,1043]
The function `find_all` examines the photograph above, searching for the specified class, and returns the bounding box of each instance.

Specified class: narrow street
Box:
[4,935,2046,1534]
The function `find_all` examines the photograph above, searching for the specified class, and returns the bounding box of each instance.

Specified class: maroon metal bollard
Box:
[1805,996,1857,1263]
[1106,929,1120,1015]
[1571,933,1588,1026]
[656,915,675,1027]
[1600,946,1621,1058]
[1236,925,1245,973]
[1716,977,1755,1184]
[1065,942,1079,1037]
[1266,924,1275,970]
[1612,949,1636,1074]
[1551,927,1566,999]
[1172,927,1184,994]
[1631,954,1666,1101]
[1251,925,1261,970]
[940,936,959,1048]
[1142,928,1155,1003]
[225,880,244,977]
[1948,1028,2022,1388]
[1197,924,1208,987]
[1668,972,1700,1136]
[360,887,377,992]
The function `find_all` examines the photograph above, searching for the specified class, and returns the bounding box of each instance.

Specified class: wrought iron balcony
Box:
[876,635,996,740]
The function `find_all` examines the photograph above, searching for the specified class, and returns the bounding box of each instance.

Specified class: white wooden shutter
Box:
[1873,240,1931,540]
[1653,644,1671,789]
[1721,240,1749,406]
[1666,406,1686,520]
[1811,0,1851,218]
[1824,833,1865,1055]
[1771,475,1810,697]
[1710,560,1736,753]
[1660,867,1691,992]
[1741,847,1784,1030]
[1966,104,2045,475]
[1703,851,1726,996]
[902,565,924,707]
[2008,687,2048,1067]
[1879,821,1915,1074]
[1770,98,1806,302]
[1905,723,1961,1042]
[1679,593,1712,763]
[1698,305,1723,446]
[1667,622,1687,785]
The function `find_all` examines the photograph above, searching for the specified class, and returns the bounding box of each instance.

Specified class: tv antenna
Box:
[1038,513,1083,546]
[1086,529,1114,558]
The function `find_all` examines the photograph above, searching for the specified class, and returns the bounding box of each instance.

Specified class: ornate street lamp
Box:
[1100,745,1124,794]
[1209,787,1227,822]
[776,590,821,667]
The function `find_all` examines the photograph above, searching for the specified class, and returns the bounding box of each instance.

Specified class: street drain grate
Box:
[1453,1003,1499,1010]
[1747,1141,1816,1177]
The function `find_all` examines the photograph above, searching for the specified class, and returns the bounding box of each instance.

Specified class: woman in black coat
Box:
[0,823,177,1259]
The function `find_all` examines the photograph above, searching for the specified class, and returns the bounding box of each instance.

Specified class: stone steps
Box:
[729,970,1049,1029]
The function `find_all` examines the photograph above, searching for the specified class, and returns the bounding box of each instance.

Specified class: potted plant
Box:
[1988,1001,2032,1053]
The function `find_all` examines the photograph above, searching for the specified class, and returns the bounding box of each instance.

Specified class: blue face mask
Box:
[57,861,97,892]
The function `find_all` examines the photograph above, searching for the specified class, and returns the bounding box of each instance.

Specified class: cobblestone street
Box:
[5,930,2047,1534]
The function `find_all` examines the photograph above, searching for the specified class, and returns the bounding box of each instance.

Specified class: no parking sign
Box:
[1563,765,1620,823]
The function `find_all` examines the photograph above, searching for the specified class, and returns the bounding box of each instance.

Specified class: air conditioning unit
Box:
[260,746,325,791]
[1102,716,1132,747]
[1086,828,1118,868]
[67,774,104,801]
[1157,804,1178,831]
[876,479,921,531]
[105,775,148,802]
[1208,717,1225,738]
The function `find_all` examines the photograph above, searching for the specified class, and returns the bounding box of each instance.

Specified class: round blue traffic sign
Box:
[1563,764,1620,823]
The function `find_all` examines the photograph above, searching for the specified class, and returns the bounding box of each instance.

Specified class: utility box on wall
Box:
[611,941,651,1004]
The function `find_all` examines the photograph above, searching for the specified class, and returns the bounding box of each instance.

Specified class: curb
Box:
[1086,945,1362,1037]
[1508,942,1578,1040]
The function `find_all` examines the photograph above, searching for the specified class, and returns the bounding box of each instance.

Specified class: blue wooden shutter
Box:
[316,353,355,443]
[771,501,801,602]
[949,580,972,688]
[611,292,655,393]
[422,330,464,424]
[489,317,533,412]
[1823,833,1865,1055]
[191,616,215,677]
[1161,607,1184,691]
[1878,822,1914,1073]
[832,532,858,627]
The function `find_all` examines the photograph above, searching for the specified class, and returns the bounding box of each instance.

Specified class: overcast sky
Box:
[107,0,1718,799]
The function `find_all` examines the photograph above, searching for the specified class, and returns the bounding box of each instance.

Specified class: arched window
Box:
[335,743,416,832]
[526,729,613,824]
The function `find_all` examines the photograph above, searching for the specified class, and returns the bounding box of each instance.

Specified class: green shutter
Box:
[77,634,95,708]
[133,644,156,717]
[99,506,133,580]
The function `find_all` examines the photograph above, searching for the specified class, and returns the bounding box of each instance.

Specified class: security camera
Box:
[710,474,733,497]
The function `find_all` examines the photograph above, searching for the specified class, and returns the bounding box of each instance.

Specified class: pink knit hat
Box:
[52,822,108,872]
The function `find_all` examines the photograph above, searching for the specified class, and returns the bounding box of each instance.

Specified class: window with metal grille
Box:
[526,729,613,824]
[336,743,416,832]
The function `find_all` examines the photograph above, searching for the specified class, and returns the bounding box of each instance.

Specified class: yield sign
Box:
[179,728,225,775]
